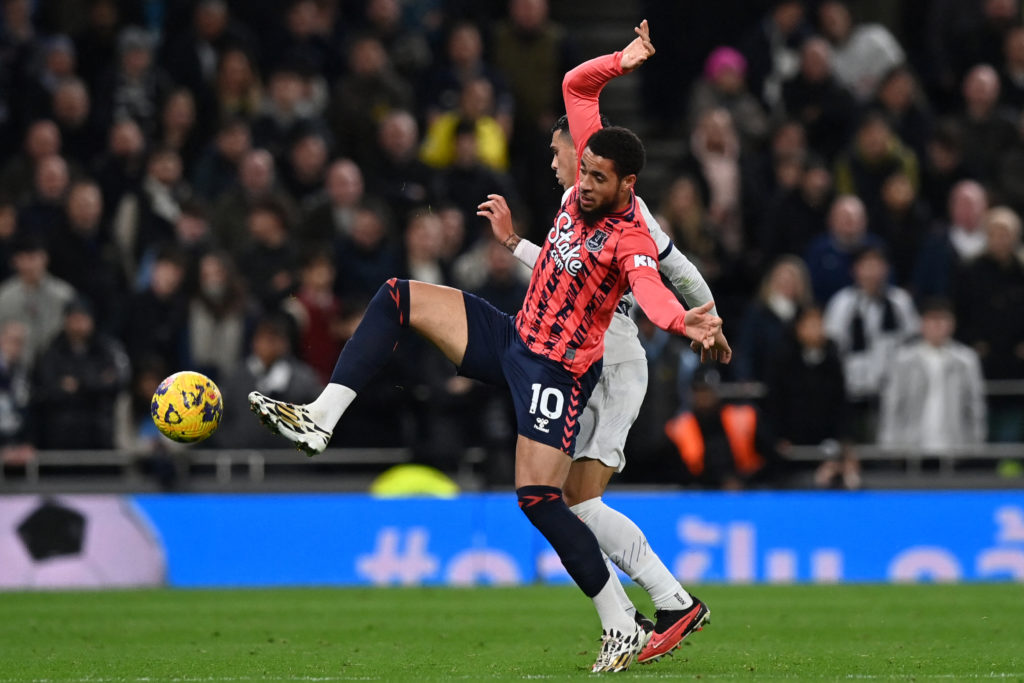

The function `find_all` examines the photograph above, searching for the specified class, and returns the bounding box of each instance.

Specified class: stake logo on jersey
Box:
[547,211,583,275]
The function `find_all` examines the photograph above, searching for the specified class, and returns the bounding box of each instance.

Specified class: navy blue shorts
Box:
[459,292,602,454]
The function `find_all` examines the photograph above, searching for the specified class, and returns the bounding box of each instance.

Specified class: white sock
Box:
[604,555,636,619]
[591,573,636,634]
[307,383,357,430]
[572,497,693,612]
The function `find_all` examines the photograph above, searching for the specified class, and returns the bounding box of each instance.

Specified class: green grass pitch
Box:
[0,584,1021,681]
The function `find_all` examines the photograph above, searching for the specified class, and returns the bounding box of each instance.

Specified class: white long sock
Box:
[572,497,693,612]
[591,574,636,634]
[604,555,636,618]
[307,383,357,430]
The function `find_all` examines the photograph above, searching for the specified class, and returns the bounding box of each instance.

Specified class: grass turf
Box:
[0,584,1021,681]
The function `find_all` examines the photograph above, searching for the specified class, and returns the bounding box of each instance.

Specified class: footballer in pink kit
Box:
[249,19,720,673]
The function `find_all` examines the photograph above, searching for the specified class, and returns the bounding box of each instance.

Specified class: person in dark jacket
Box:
[32,297,130,449]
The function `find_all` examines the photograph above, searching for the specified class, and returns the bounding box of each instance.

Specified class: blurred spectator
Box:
[283,249,344,383]
[420,77,509,172]
[72,0,122,92]
[654,175,720,278]
[920,119,972,222]
[781,36,859,162]
[0,319,35,464]
[190,116,252,203]
[112,147,189,283]
[734,255,813,383]
[361,0,433,83]
[687,46,769,149]
[281,127,330,209]
[824,246,920,440]
[665,369,777,490]
[914,179,989,301]
[94,27,173,135]
[750,118,808,211]
[738,0,809,110]
[251,60,326,161]
[32,296,130,449]
[492,0,574,227]
[333,205,401,306]
[156,88,202,175]
[121,245,188,371]
[327,35,415,169]
[872,65,933,164]
[922,0,1017,109]
[186,250,249,384]
[0,119,61,205]
[426,21,513,136]
[237,199,298,310]
[365,109,438,222]
[51,78,104,167]
[17,153,70,239]
[23,34,77,122]
[212,148,295,250]
[213,46,263,124]
[834,111,919,227]
[873,171,932,288]
[0,233,76,364]
[954,206,1024,442]
[471,240,529,317]
[436,119,518,234]
[957,64,1018,182]
[300,158,368,249]
[0,198,16,282]
[159,0,255,109]
[676,108,747,252]
[805,194,885,303]
[760,154,833,262]
[91,117,146,223]
[999,25,1024,112]
[878,298,986,453]
[277,0,343,85]
[817,0,905,102]
[212,312,321,449]
[48,180,125,333]
[400,209,447,285]
[764,305,854,488]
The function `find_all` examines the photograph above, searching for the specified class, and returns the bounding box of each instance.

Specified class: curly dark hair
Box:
[584,126,646,178]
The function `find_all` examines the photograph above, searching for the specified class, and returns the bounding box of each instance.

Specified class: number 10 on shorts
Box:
[529,383,564,434]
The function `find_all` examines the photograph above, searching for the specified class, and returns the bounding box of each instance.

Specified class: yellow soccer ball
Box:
[151,371,223,443]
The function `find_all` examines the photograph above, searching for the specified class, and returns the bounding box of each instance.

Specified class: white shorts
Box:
[573,358,648,472]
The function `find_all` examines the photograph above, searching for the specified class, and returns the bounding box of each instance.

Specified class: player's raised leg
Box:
[249,279,468,454]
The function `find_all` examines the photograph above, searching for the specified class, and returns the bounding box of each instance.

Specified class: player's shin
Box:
[571,497,693,611]
[517,485,634,634]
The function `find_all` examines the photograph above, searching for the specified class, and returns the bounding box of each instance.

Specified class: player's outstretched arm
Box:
[477,193,542,267]
[562,19,655,162]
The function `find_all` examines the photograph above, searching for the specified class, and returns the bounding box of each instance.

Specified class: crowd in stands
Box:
[0,0,1022,490]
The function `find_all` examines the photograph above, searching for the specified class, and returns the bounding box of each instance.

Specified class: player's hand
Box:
[621,19,655,72]
[477,194,518,250]
[682,300,722,350]
[690,329,732,364]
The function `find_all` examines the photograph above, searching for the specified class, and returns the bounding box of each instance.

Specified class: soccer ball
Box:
[150,371,223,443]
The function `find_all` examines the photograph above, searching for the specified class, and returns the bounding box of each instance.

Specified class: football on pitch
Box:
[151,371,223,443]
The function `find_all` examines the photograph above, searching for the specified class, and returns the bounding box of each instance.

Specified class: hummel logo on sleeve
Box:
[633,254,657,269]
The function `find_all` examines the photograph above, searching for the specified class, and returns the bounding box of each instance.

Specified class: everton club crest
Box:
[585,229,609,253]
